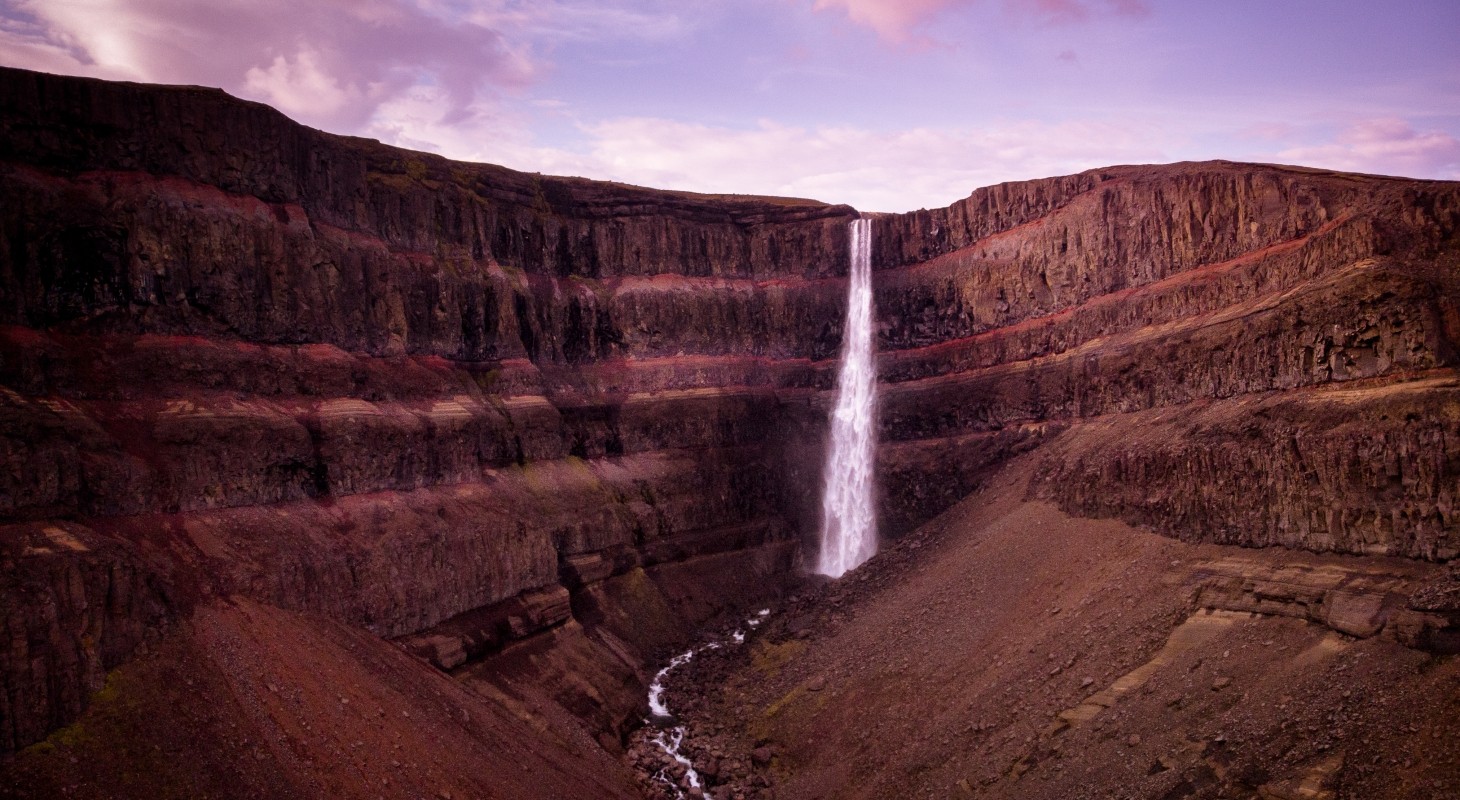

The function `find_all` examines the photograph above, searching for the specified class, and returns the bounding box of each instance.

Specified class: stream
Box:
[641,608,770,799]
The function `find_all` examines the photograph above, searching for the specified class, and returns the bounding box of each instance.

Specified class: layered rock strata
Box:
[2,66,1458,791]
[0,66,844,759]
[868,163,1460,552]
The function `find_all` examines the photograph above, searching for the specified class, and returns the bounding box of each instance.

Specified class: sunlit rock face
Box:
[1,66,1458,797]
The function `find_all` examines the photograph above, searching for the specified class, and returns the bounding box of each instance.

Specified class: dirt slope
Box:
[654,459,1460,800]
[1,597,641,800]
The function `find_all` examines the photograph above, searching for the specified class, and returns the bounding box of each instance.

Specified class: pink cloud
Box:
[810,0,954,42]
[810,0,1149,42]
[560,115,1171,211]
[1015,0,1150,23]
[1278,118,1460,179]
[1026,0,1089,23]
[1,0,533,131]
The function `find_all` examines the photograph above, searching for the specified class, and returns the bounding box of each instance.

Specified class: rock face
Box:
[1,66,1457,795]
[0,66,842,764]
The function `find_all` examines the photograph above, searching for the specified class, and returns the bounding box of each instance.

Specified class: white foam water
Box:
[816,217,878,578]
[644,609,771,799]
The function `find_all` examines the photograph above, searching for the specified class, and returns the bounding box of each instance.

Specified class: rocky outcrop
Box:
[1030,376,1460,560]
[0,522,170,752]
[2,65,1458,783]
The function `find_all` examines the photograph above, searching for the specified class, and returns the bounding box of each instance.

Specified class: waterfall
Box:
[816,217,878,578]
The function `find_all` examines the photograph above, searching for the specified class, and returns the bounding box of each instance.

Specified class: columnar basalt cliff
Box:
[0,68,853,772]
[867,164,1459,557]
[1,67,1458,797]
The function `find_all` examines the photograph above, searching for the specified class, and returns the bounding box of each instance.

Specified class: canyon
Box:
[0,66,1457,799]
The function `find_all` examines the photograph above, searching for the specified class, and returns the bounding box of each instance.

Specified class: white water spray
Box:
[816,217,878,578]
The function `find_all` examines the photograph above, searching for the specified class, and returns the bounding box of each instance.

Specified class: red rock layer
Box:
[1,66,1457,790]
[865,163,1459,555]
[0,67,829,761]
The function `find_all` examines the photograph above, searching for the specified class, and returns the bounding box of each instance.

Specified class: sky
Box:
[2,1,1458,212]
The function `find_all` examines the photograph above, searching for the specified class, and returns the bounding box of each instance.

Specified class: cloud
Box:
[1,0,533,131]
[1278,118,1460,179]
[809,0,1149,42]
[1033,0,1149,23]
[242,47,382,122]
[360,91,1172,211]
[530,115,1171,211]
[362,80,602,179]
[809,0,953,42]
[464,0,697,43]
[0,13,101,77]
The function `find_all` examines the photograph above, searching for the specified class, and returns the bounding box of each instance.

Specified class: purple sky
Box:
[3,0,1457,211]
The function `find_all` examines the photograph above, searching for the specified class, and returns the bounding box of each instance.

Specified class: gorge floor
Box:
[643,456,1460,800]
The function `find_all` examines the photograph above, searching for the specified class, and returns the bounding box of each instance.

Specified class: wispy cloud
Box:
[1,0,533,131]
[1278,118,1460,179]
[463,0,697,43]
[2,1,1454,212]
[537,115,1171,211]
[808,0,1149,42]
[809,0,952,43]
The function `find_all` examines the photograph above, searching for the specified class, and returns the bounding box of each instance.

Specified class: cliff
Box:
[870,165,1458,557]
[0,67,854,777]
[1,66,1457,796]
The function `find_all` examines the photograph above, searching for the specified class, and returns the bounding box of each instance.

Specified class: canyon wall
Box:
[2,66,1458,783]
[0,67,850,760]
[866,163,1460,559]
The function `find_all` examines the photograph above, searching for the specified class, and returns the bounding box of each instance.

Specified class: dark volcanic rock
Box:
[0,66,1458,800]
[0,521,172,752]
[0,67,832,759]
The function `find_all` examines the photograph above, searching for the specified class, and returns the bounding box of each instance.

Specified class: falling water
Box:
[816,217,878,578]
